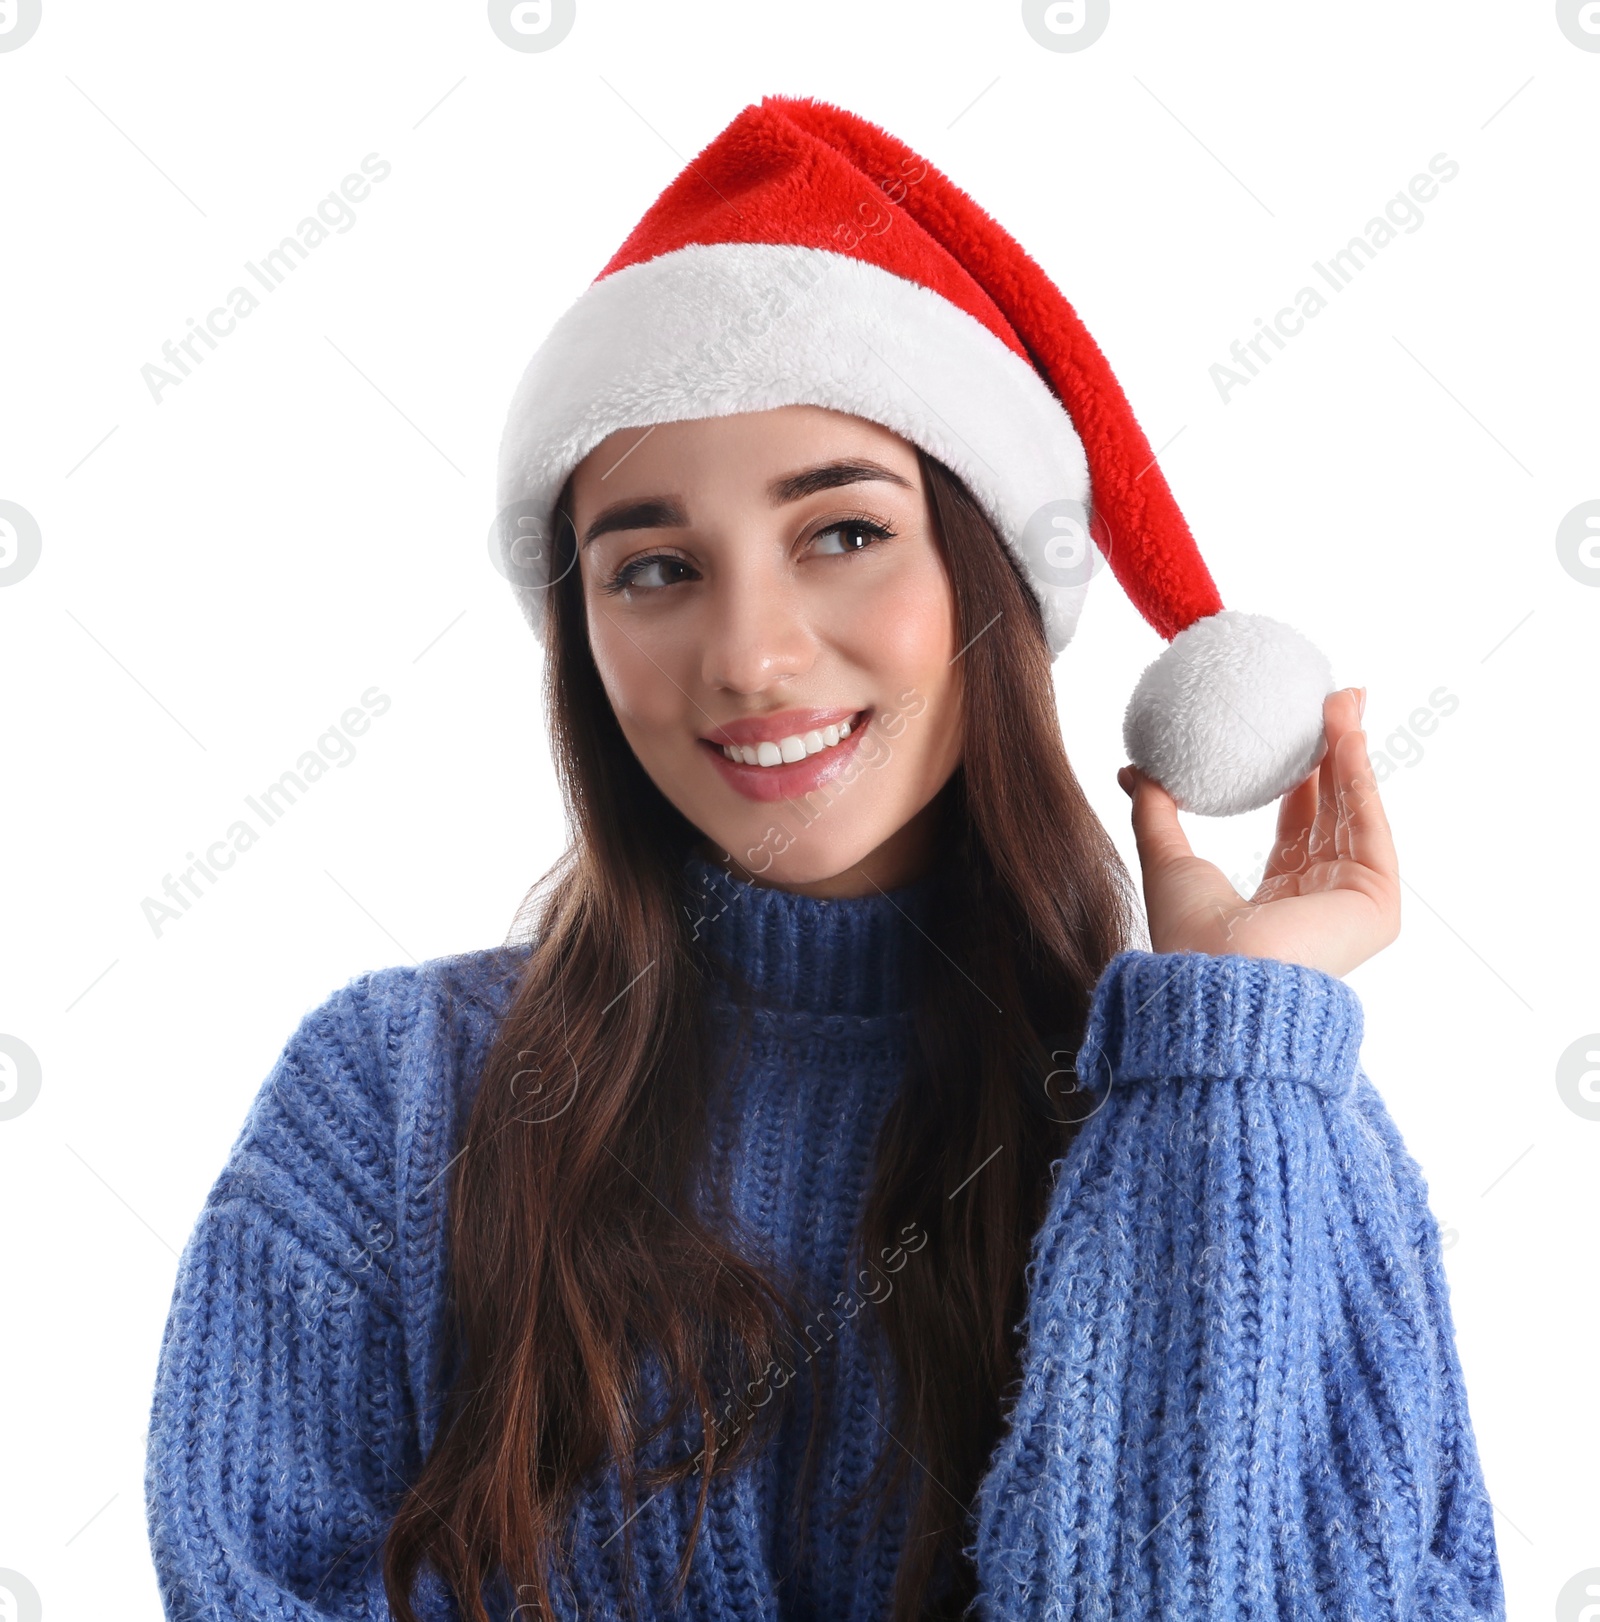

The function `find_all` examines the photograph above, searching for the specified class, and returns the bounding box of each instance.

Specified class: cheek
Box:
[833,550,963,773]
[585,601,685,739]
[832,547,958,677]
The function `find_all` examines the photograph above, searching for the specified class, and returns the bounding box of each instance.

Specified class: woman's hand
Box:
[1116,687,1400,978]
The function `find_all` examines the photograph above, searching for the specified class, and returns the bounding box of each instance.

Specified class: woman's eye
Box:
[602,521,895,595]
[811,519,896,557]
[604,554,694,594]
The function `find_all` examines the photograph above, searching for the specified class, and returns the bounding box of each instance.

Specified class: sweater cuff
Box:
[1076,949,1364,1100]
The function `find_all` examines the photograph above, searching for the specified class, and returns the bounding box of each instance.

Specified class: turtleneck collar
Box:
[681,854,939,1020]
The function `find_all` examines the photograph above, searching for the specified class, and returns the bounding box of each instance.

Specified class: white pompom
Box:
[1122,610,1333,818]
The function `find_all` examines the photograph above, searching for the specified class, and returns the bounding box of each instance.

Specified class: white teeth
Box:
[719,715,863,768]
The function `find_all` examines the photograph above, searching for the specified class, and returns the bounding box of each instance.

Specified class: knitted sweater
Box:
[144,856,1505,1620]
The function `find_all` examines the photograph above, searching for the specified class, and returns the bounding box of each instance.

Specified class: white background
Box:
[1,2,1593,1617]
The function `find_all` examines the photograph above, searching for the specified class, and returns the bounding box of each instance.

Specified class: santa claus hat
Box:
[495,94,1332,817]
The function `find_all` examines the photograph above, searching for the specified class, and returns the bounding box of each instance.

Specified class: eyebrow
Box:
[579,497,686,549]
[768,457,915,505]
[579,458,915,548]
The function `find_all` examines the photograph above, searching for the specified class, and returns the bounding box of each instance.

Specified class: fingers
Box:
[1263,765,1320,879]
[1118,765,1194,873]
[1332,721,1399,881]
[1310,687,1363,860]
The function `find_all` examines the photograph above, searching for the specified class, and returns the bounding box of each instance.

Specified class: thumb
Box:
[1119,765,1193,873]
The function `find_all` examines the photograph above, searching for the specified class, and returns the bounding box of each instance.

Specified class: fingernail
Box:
[1117,765,1134,797]
[1356,685,1367,719]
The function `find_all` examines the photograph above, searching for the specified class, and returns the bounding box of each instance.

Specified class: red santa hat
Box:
[495,94,1333,817]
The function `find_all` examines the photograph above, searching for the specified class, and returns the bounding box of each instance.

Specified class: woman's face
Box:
[568,405,964,897]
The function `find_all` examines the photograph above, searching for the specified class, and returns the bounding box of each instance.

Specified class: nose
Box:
[699,568,815,695]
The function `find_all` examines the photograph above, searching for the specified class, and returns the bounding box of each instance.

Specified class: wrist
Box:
[1078,949,1364,1098]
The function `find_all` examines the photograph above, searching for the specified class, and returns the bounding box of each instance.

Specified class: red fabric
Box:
[597,95,1225,641]
[599,99,1034,365]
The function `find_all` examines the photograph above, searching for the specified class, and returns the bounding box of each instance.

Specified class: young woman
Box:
[144,99,1505,1621]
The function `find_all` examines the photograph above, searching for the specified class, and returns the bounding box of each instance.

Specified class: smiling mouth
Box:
[698,707,874,802]
[714,713,861,768]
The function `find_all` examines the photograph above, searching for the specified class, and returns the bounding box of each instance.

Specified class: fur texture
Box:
[1122,610,1334,817]
[495,241,1094,651]
[592,93,1227,639]
[492,94,1337,821]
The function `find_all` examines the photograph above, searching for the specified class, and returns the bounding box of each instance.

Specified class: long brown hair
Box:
[383,447,1137,1621]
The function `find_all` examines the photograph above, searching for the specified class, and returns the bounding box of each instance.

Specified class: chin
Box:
[702,810,909,891]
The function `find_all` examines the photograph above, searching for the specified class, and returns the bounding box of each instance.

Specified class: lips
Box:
[701,707,862,748]
[700,707,873,804]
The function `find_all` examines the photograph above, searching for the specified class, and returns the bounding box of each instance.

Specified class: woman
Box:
[144,98,1505,1621]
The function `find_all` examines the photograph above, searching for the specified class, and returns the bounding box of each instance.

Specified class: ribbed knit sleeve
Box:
[969,951,1505,1622]
[144,972,440,1622]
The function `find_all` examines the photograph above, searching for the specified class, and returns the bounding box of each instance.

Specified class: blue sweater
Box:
[144,856,1505,1620]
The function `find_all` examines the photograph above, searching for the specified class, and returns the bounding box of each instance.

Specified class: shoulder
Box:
[301,941,532,1106]
[208,943,532,1257]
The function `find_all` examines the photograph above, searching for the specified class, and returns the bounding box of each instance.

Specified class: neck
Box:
[681,850,938,1018]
